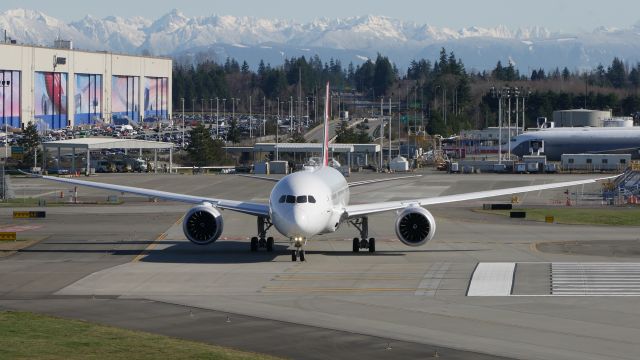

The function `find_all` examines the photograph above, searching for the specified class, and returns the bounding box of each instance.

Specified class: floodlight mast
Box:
[181,98,185,149]
[380,97,384,170]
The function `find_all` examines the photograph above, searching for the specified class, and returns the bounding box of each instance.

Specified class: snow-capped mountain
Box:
[1,8,639,72]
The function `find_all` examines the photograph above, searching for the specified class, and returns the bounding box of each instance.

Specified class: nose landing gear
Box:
[290,237,306,262]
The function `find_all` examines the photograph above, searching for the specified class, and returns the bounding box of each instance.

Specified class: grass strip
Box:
[476,207,640,226]
[0,311,281,360]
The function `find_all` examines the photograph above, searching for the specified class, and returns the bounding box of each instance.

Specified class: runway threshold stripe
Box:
[551,263,640,296]
[131,215,184,263]
[466,262,515,296]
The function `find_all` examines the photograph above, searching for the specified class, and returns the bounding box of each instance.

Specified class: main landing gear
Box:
[350,217,376,253]
[250,217,274,252]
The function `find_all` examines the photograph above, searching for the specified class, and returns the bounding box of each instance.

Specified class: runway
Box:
[2,171,640,359]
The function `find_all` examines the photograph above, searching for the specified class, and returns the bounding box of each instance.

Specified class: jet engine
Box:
[182,204,224,245]
[394,207,436,247]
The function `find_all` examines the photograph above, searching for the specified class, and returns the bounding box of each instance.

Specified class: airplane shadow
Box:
[16,239,487,264]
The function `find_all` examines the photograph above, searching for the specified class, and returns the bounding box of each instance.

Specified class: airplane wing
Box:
[25,173,270,217]
[236,174,280,183]
[347,174,422,187]
[345,175,617,218]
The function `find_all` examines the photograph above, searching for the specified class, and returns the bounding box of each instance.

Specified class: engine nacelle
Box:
[182,204,224,245]
[394,207,436,247]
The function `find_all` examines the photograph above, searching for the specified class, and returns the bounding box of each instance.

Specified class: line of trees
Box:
[172,53,398,111]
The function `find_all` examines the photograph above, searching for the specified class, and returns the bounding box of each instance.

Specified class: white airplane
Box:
[28,83,617,261]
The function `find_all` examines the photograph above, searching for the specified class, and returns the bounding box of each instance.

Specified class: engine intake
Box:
[183,204,223,245]
[394,207,436,247]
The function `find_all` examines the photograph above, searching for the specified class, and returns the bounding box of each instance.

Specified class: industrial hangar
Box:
[0,41,172,129]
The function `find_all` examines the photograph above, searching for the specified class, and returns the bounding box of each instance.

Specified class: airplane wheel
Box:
[352,238,360,252]
[250,237,258,252]
[299,250,305,262]
[368,238,376,252]
[266,237,274,252]
[291,250,297,262]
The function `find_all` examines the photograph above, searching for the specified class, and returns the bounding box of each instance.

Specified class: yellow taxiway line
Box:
[273,276,422,281]
[132,215,184,263]
[261,287,418,293]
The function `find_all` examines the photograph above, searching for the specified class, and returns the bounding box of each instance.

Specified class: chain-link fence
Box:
[0,165,14,201]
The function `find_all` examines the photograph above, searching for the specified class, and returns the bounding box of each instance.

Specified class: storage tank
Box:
[552,109,612,127]
[389,156,409,172]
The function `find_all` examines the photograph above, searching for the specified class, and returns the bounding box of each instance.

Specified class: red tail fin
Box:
[322,82,330,167]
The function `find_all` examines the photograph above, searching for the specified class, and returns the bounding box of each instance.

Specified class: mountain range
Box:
[2,8,640,73]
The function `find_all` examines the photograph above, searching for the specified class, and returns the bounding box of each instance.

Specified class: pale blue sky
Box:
[2,0,639,32]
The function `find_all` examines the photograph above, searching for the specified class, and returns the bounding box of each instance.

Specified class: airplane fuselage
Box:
[510,127,640,161]
[269,166,349,239]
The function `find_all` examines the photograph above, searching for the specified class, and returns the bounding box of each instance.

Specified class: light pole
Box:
[215,97,219,139]
[522,88,530,132]
[379,96,384,170]
[514,87,520,137]
[388,97,392,164]
[491,86,506,165]
[232,98,237,123]
[506,89,512,160]
[263,96,266,137]
[201,98,205,124]
[180,98,185,149]
[306,97,309,128]
[443,88,447,126]
[276,98,280,161]
[222,98,227,125]
[210,98,213,129]
[289,96,293,133]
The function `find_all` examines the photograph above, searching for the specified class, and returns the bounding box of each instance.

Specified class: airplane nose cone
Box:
[291,207,314,236]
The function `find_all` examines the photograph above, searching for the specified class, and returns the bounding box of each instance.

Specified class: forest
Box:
[172,49,640,137]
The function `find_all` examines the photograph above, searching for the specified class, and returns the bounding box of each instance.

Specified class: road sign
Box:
[0,232,17,241]
[13,211,46,219]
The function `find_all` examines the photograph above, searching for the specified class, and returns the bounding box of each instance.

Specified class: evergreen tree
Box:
[373,54,394,96]
[187,124,225,166]
[607,57,627,88]
[629,64,640,89]
[17,122,41,168]
[241,61,250,74]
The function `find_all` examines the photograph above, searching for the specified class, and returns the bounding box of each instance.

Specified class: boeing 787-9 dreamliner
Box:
[28,83,616,261]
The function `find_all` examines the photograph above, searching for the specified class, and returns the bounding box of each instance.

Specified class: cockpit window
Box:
[286,195,296,203]
[297,196,307,203]
[278,195,286,203]
[308,196,316,203]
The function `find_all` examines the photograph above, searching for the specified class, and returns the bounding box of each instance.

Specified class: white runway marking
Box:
[552,263,640,296]
[467,262,515,296]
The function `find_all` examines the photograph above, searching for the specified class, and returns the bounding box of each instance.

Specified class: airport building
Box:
[0,41,172,130]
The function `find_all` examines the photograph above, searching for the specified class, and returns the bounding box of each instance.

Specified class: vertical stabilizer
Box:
[322,82,330,167]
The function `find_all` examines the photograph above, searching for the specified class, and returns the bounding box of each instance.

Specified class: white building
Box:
[0,41,172,129]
